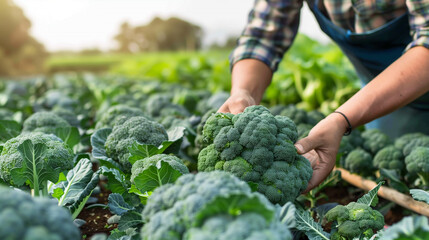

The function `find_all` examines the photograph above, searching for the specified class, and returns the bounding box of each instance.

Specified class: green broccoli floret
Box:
[306,110,325,126]
[0,186,80,240]
[184,212,292,240]
[130,154,189,183]
[402,136,429,156]
[297,123,312,140]
[344,148,374,176]
[141,171,290,240]
[404,147,429,187]
[51,108,80,127]
[146,94,190,119]
[105,116,168,171]
[325,202,384,240]
[22,112,70,134]
[194,109,216,150]
[373,146,404,171]
[394,133,426,151]
[198,105,312,205]
[95,104,146,129]
[278,105,308,124]
[0,132,74,185]
[361,129,391,155]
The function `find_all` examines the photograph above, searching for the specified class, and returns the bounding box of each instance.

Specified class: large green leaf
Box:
[127,126,186,164]
[193,193,275,227]
[381,216,429,240]
[410,189,429,204]
[91,128,123,171]
[108,193,134,216]
[54,127,81,149]
[11,140,59,196]
[132,160,182,193]
[295,208,330,240]
[380,169,409,193]
[99,166,129,194]
[357,181,384,207]
[52,158,99,215]
[0,120,21,143]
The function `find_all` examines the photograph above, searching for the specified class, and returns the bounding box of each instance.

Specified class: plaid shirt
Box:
[230,0,429,72]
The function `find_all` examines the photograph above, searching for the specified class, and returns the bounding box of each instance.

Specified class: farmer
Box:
[218,0,429,191]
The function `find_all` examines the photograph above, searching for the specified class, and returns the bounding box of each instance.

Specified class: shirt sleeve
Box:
[405,0,429,51]
[229,0,304,72]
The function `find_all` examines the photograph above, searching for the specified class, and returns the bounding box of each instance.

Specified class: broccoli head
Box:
[344,148,374,176]
[141,171,287,240]
[278,104,308,124]
[184,212,292,240]
[325,202,384,240]
[22,112,70,134]
[373,146,404,171]
[105,116,168,171]
[361,129,391,155]
[404,147,429,187]
[0,186,80,240]
[394,133,426,151]
[130,154,189,183]
[52,108,80,127]
[95,104,146,129]
[198,105,312,204]
[0,132,74,185]
[306,110,325,126]
[146,94,190,119]
[402,135,429,156]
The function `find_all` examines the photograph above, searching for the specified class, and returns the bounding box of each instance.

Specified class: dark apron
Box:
[308,0,429,138]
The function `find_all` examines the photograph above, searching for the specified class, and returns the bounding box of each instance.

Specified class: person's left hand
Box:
[294,113,348,193]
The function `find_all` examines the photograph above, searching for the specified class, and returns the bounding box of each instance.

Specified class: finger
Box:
[295,136,320,155]
[302,150,318,168]
[302,162,335,193]
[217,104,230,113]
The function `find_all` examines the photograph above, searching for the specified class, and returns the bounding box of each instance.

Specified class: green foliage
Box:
[404,147,429,187]
[198,105,312,204]
[0,185,80,240]
[379,216,429,240]
[0,132,73,195]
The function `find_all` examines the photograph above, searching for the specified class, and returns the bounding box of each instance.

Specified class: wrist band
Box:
[334,111,352,136]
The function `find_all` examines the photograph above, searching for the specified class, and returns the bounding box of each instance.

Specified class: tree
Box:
[0,0,47,77]
[114,17,203,52]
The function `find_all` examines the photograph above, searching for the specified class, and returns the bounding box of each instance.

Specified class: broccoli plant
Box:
[22,111,71,134]
[404,147,429,188]
[104,116,168,171]
[141,171,291,240]
[0,132,74,196]
[361,129,391,155]
[0,186,81,240]
[343,148,374,176]
[373,145,404,171]
[198,105,312,204]
[95,104,146,129]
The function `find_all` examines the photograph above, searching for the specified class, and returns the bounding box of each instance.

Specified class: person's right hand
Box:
[217,89,256,114]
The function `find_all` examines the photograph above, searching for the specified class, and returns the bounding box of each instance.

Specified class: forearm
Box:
[337,46,429,128]
[231,59,273,104]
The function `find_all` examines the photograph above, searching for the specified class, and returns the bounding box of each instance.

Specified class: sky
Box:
[14,0,329,52]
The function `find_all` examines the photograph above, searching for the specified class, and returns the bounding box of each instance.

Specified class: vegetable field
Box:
[0,35,428,240]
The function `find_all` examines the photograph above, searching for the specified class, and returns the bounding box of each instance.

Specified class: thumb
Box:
[295,136,319,155]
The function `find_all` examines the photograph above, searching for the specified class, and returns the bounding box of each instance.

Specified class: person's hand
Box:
[294,113,349,193]
[217,89,256,114]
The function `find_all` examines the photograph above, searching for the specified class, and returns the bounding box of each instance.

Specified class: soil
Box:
[77,180,116,239]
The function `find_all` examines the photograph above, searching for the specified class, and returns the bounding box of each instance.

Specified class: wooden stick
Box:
[334,167,429,217]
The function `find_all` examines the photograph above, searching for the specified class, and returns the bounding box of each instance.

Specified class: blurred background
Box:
[1,0,328,77]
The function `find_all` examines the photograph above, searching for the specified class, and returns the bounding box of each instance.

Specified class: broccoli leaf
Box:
[91,127,124,171]
[128,126,186,164]
[380,216,429,240]
[357,181,384,207]
[11,139,59,196]
[54,127,80,149]
[295,208,330,240]
[192,193,275,227]
[379,169,409,193]
[52,158,99,217]
[0,120,21,143]
[410,189,429,204]
[277,202,296,229]
[99,166,129,194]
[118,210,143,231]
[132,160,182,193]
[108,193,135,216]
